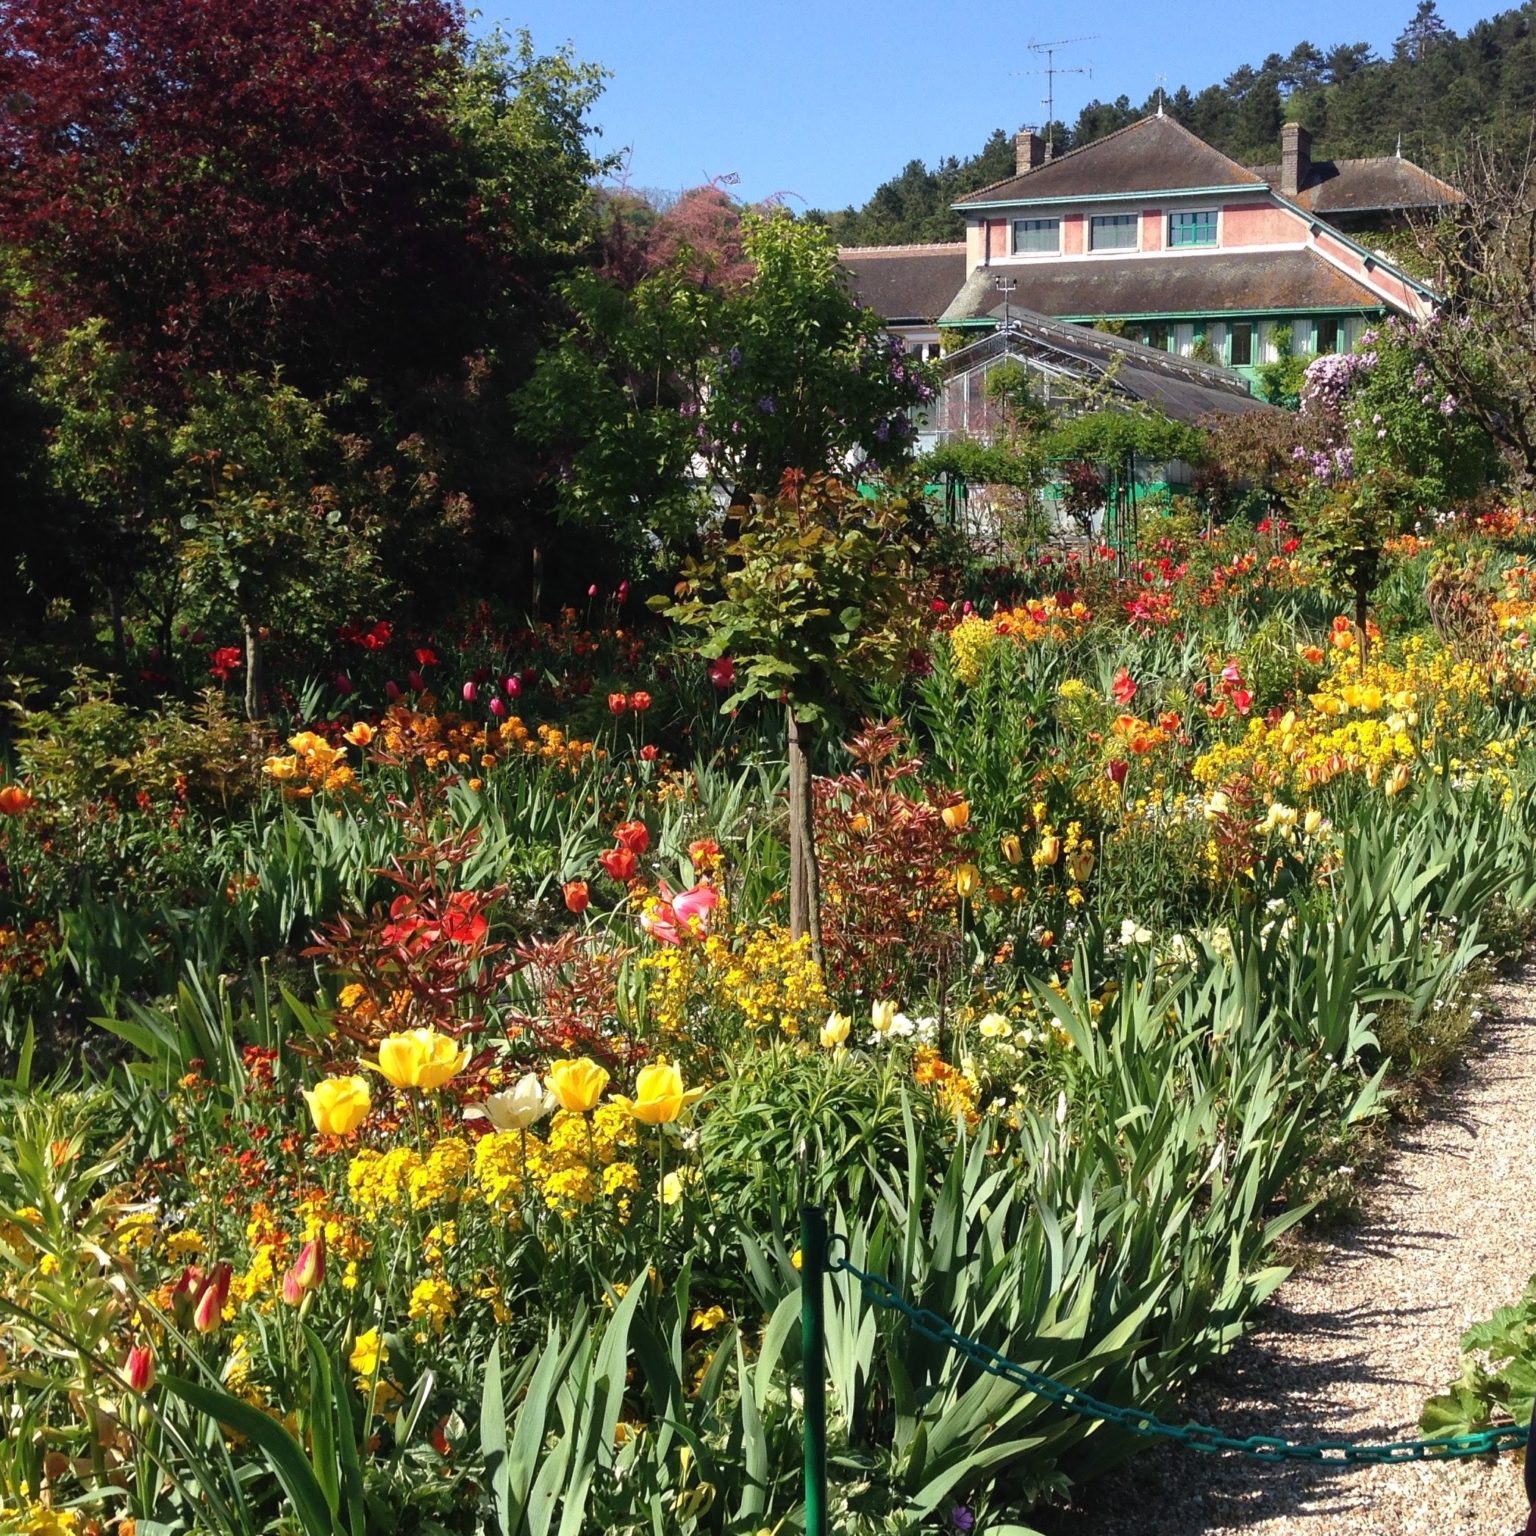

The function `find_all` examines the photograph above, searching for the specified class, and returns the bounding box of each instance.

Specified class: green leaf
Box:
[162,1374,335,1536]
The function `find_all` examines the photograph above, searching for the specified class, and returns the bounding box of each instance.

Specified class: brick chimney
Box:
[1015,130,1046,175]
[1280,122,1312,199]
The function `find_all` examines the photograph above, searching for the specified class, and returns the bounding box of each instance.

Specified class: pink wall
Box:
[1313,230,1429,316]
[984,218,1008,262]
[1223,202,1306,246]
[966,221,986,267]
[1141,209,1163,251]
[1062,213,1085,255]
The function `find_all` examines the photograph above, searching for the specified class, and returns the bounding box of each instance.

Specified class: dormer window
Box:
[1089,214,1139,251]
[1169,209,1217,247]
[1012,217,1060,254]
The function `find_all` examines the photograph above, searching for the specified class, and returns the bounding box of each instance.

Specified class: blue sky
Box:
[476,0,1499,209]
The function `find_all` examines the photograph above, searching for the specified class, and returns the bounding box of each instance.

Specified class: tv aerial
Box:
[1018,36,1096,151]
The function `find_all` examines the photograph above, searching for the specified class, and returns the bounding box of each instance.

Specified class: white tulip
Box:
[482,1072,554,1132]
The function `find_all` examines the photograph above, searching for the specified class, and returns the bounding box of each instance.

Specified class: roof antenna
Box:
[1395,132,1403,158]
[1155,72,1167,117]
[1023,36,1096,153]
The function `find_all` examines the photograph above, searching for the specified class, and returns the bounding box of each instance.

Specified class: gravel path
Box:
[1044,973,1536,1536]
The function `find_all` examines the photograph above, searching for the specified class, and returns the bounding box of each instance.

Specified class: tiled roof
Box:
[1251,155,1463,215]
[954,116,1264,206]
[838,243,968,323]
[939,248,1387,325]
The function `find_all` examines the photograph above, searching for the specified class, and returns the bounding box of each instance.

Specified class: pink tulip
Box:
[588,584,599,598]
[385,679,402,702]
[462,681,477,703]
[617,580,630,601]
[489,696,507,718]
[505,675,521,698]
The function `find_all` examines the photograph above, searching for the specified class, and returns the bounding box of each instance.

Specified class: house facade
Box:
[938,115,1453,380]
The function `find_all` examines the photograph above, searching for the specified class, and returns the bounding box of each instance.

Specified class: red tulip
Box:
[588,583,599,598]
[1232,688,1254,715]
[125,1343,156,1393]
[599,845,638,882]
[563,879,590,914]
[193,1263,232,1334]
[608,692,628,715]
[639,744,659,761]
[708,657,735,690]
[408,670,425,691]
[290,1233,325,1290]
[628,691,652,713]
[1110,668,1137,706]
[385,680,403,702]
[614,819,650,855]
[1107,759,1129,786]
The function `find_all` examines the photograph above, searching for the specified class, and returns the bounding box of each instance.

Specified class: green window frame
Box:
[1089,213,1138,251]
[1012,217,1059,254]
[1168,209,1217,247]
[1228,321,1254,367]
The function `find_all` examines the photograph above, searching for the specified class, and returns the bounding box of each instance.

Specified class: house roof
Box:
[1251,155,1463,215]
[838,243,968,324]
[939,247,1388,325]
[954,115,1265,207]
[937,313,1276,425]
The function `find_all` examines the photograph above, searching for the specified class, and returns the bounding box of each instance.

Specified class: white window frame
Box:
[1167,207,1219,249]
[1011,216,1061,255]
[1088,213,1140,253]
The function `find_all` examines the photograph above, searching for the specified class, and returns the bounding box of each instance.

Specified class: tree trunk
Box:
[106,586,128,679]
[241,613,264,721]
[786,708,824,967]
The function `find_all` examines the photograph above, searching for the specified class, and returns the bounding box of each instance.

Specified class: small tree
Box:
[173,374,385,718]
[655,475,926,957]
[519,210,933,559]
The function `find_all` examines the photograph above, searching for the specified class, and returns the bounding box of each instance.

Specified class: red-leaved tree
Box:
[0,0,485,391]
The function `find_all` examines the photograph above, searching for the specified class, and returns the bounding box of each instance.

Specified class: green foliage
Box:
[1044,408,1207,468]
[920,437,1044,490]
[1256,326,1310,410]
[654,476,926,729]
[522,212,932,557]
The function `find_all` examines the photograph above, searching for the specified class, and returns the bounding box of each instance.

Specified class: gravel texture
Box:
[1044,975,1536,1536]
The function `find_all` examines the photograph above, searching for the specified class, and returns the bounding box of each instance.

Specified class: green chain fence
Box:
[796,1204,1529,1536]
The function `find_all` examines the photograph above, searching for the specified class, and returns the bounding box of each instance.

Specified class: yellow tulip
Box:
[302,1075,372,1135]
[941,800,970,832]
[627,1060,694,1125]
[546,1056,610,1113]
[955,863,982,899]
[1303,808,1325,837]
[1384,762,1412,797]
[870,1000,897,1036]
[373,1029,470,1091]
[820,1012,851,1049]
[343,722,375,747]
[1000,833,1023,866]
[1066,847,1095,883]
[1035,833,1061,868]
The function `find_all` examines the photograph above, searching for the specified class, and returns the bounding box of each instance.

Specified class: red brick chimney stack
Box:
[1281,122,1312,199]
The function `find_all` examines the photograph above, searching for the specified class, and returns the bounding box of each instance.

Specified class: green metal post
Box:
[801,1203,828,1536]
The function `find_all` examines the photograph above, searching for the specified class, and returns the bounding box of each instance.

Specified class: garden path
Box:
[1046,968,1536,1536]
